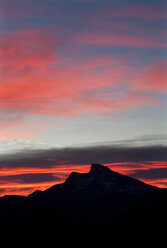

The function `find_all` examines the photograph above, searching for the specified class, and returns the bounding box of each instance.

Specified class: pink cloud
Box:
[1,2,166,21]
[0,129,36,140]
[131,59,167,93]
[0,27,163,139]
[106,4,167,20]
[0,2,59,20]
[73,31,166,48]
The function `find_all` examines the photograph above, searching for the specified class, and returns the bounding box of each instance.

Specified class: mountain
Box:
[0,163,167,239]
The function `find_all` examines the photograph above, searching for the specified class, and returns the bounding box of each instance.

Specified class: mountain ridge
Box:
[0,163,166,238]
[63,163,158,195]
[0,163,159,199]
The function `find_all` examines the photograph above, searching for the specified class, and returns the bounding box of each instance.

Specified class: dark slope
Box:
[0,164,167,238]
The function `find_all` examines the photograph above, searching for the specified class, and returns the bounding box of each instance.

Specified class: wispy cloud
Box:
[0,27,164,132]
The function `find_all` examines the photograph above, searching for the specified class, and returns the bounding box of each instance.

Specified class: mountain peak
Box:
[64,163,156,193]
[65,164,110,183]
[90,163,111,174]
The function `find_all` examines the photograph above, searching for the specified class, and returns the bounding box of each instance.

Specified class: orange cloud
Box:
[0,162,166,196]
[0,165,90,196]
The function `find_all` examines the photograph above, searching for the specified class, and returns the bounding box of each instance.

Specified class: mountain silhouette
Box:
[0,164,167,240]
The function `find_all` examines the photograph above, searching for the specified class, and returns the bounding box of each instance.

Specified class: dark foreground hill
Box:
[0,164,167,240]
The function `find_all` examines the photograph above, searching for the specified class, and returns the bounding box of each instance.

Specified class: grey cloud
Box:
[0,173,59,184]
[130,167,167,180]
[0,144,166,169]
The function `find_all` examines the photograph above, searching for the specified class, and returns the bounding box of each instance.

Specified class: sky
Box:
[0,0,167,196]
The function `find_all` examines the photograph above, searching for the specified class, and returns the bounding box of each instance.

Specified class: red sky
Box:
[0,0,167,196]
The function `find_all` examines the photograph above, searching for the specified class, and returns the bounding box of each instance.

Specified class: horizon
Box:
[0,163,162,198]
[0,0,167,196]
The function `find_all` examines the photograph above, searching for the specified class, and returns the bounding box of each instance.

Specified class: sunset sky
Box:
[0,0,167,196]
